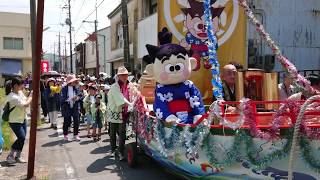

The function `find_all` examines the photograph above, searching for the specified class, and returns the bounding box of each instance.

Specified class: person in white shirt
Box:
[5,77,32,164]
[278,74,294,100]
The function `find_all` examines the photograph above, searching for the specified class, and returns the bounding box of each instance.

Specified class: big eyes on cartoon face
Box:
[175,63,184,72]
[164,63,185,74]
[165,64,175,73]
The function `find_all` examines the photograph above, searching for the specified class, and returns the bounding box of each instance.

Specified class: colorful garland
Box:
[300,122,320,140]
[184,122,210,162]
[203,130,293,170]
[245,130,292,170]
[203,0,223,100]
[154,120,181,157]
[203,131,241,169]
[243,99,300,140]
[211,100,245,130]
[299,135,320,171]
[238,0,318,95]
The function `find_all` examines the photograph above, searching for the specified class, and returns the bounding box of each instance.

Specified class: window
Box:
[116,23,123,48]
[0,58,22,75]
[91,41,95,55]
[149,0,157,15]
[3,37,23,50]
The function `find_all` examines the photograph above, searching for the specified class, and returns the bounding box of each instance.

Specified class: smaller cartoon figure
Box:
[180,0,224,70]
[144,28,205,124]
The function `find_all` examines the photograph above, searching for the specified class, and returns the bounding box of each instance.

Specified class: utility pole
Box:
[95,0,100,76]
[121,0,133,74]
[67,0,73,73]
[58,32,61,72]
[53,42,56,71]
[28,0,44,178]
[64,37,67,72]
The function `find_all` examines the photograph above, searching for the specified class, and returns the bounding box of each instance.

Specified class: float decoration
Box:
[203,0,223,100]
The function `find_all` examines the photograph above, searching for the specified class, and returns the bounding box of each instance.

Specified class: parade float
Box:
[126,0,320,179]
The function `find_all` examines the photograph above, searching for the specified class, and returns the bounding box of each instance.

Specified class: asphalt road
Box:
[35,116,182,180]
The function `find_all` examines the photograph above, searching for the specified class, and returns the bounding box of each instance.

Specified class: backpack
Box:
[2,102,15,122]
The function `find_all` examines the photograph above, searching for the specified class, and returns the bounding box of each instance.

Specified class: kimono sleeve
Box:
[189,84,205,116]
[109,85,126,108]
[153,87,172,120]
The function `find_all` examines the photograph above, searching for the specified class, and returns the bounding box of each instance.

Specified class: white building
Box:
[97,27,111,76]
[84,27,112,76]
[0,12,32,83]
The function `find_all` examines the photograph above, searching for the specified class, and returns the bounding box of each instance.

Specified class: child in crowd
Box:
[83,85,97,138]
[102,85,110,132]
[91,94,106,141]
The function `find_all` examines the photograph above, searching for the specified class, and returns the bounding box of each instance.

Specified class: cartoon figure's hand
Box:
[180,38,189,48]
[165,114,179,123]
[193,115,202,124]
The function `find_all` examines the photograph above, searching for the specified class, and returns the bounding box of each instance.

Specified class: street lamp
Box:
[43,26,50,32]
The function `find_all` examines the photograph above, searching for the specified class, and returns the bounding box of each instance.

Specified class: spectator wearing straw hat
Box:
[61,74,81,141]
[107,66,133,161]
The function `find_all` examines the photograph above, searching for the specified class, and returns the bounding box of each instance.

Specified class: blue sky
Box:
[0,0,120,54]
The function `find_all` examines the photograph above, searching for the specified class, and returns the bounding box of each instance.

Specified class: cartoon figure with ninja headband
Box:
[180,0,224,70]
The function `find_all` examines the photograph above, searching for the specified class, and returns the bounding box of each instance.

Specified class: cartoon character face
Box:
[181,0,224,40]
[185,14,220,40]
[145,44,197,85]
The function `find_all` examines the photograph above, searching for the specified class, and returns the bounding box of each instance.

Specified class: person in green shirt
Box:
[83,85,97,138]
[91,94,106,141]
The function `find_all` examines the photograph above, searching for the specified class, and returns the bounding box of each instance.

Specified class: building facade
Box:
[247,0,320,71]
[97,27,111,76]
[107,0,136,76]
[75,42,86,74]
[0,12,32,81]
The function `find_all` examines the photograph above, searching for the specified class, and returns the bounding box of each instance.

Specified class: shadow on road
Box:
[48,132,58,138]
[79,139,95,145]
[41,139,70,147]
[90,145,111,154]
[87,155,121,173]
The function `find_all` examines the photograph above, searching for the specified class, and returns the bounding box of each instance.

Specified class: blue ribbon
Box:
[203,0,223,100]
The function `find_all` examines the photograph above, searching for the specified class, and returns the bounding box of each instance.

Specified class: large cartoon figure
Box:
[145,28,205,124]
[180,0,224,70]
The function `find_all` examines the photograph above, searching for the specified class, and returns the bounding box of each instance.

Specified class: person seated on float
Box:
[278,73,294,101]
[288,74,320,101]
[288,74,320,122]
[213,64,238,113]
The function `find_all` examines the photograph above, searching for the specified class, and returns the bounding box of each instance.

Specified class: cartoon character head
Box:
[145,43,197,85]
[181,0,224,40]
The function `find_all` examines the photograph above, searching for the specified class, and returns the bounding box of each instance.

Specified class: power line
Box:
[73,0,86,23]
[74,0,105,37]
[82,0,106,22]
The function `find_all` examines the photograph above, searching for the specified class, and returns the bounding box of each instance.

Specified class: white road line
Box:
[64,163,76,180]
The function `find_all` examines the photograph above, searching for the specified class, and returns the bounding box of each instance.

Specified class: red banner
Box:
[41,60,49,73]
